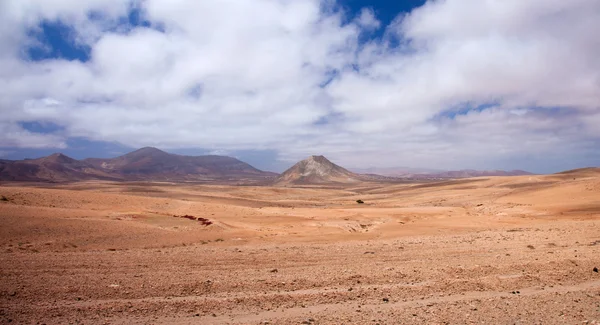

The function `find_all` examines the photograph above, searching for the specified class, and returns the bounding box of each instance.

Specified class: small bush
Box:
[356,199,364,204]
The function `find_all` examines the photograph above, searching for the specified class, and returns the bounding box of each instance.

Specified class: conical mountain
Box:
[38,153,79,164]
[275,155,361,185]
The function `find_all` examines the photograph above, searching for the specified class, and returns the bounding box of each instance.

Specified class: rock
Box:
[593,267,598,273]
[270,268,278,273]
[382,298,389,303]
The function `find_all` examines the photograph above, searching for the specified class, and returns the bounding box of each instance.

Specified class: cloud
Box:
[355,8,381,30]
[0,0,599,172]
[0,121,67,149]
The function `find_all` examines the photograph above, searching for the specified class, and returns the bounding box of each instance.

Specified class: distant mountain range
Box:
[0,147,276,182]
[0,148,535,183]
[351,167,533,179]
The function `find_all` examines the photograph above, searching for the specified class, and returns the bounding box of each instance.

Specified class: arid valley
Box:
[2,167,600,324]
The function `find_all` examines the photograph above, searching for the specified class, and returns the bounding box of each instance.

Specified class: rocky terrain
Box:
[1,168,599,324]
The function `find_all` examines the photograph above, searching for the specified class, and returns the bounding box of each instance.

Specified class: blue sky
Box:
[1,0,599,173]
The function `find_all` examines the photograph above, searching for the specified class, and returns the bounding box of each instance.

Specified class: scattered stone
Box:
[270,268,278,273]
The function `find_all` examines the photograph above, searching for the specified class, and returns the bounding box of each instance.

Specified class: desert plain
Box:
[1,169,600,324]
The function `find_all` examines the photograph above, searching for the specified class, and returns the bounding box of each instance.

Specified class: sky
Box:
[1,0,599,173]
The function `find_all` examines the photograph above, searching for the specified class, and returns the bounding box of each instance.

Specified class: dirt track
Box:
[1,171,600,324]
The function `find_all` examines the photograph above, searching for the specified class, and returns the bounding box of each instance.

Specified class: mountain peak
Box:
[38,153,77,164]
[132,147,167,154]
[275,155,359,185]
[307,155,328,162]
[121,147,170,160]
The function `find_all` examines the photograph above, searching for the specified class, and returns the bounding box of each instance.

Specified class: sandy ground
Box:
[1,170,600,324]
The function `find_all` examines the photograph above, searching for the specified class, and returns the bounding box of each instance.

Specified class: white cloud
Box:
[355,8,380,30]
[0,0,599,172]
[0,121,67,149]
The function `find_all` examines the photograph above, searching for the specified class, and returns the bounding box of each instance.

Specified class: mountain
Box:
[275,155,361,185]
[0,148,275,182]
[0,153,118,182]
[423,169,534,178]
[351,167,533,179]
[350,166,443,176]
[84,147,276,180]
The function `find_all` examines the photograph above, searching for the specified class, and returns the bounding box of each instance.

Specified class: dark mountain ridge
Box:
[0,147,275,182]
